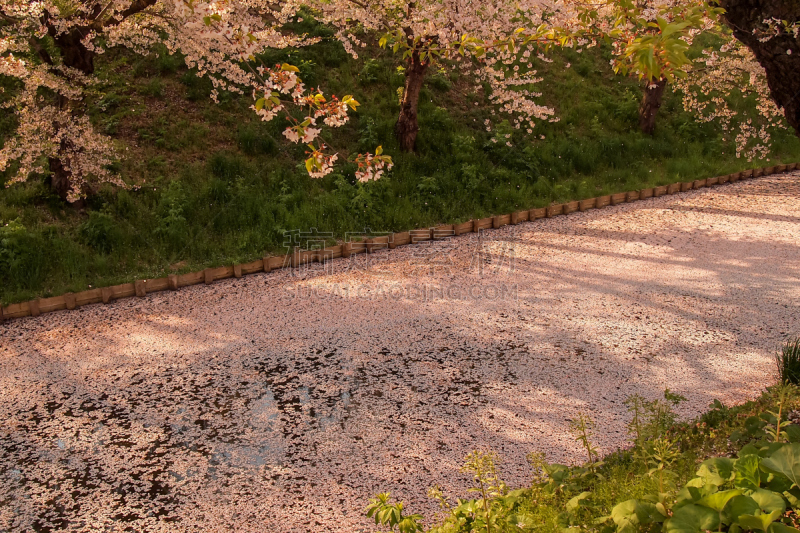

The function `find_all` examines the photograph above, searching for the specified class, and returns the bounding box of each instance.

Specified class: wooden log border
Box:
[1,163,797,322]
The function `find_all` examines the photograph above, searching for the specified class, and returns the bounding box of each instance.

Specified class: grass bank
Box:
[1,18,799,305]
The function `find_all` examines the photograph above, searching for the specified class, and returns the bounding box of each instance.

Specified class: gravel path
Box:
[1,174,799,532]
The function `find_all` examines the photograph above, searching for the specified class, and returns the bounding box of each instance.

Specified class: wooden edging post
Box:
[102,287,114,303]
[134,281,147,298]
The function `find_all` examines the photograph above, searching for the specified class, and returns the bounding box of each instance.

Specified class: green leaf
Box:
[697,457,734,486]
[610,500,659,533]
[721,495,759,525]
[566,492,592,514]
[769,523,800,533]
[765,473,794,493]
[762,442,787,458]
[784,424,800,442]
[739,444,761,457]
[784,487,800,507]
[751,488,786,514]
[544,463,571,483]
[734,454,762,490]
[664,504,719,533]
[762,443,800,487]
[697,489,742,512]
[738,510,782,531]
[675,486,703,509]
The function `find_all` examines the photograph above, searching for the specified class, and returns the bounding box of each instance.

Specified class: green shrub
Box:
[139,78,164,98]
[205,178,232,204]
[574,60,593,77]
[427,68,452,92]
[237,124,278,156]
[180,71,213,101]
[4,32,800,304]
[360,59,384,84]
[154,181,189,253]
[78,211,121,254]
[777,337,800,385]
[208,152,251,181]
[153,48,183,74]
[0,219,45,292]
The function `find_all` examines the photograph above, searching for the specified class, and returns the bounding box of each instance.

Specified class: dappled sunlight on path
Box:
[1,174,799,532]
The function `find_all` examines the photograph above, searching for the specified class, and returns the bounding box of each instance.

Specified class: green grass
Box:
[1,22,799,305]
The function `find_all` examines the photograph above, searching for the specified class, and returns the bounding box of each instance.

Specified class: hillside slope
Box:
[1,20,799,304]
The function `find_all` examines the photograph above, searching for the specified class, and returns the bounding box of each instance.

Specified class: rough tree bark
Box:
[395,51,429,152]
[48,30,95,202]
[717,0,800,136]
[639,78,667,135]
[45,30,96,203]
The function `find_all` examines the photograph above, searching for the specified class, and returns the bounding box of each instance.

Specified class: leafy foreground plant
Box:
[367,386,800,533]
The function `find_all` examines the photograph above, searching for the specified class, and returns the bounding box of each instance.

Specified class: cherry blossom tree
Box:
[310,0,558,152]
[0,0,389,203]
[714,0,800,137]
[514,0,723,135]
[528,0,799,144]
[582,0,723,135]
[672,34,789,160]
[503,0,797,158]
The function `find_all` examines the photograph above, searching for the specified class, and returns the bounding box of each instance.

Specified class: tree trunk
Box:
[717,0,800,136]
[638,78,667,135]
[395,52,429,152]
[48,155,74,203]
[52,31,96,75]
[46,30,95,203]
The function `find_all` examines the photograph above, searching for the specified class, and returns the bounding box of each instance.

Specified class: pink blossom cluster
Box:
[355,148,394,182]
[674,39,786,161]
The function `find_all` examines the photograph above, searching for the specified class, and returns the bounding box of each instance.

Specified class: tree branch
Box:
[96,0,159,30]
[28,37,54,65]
